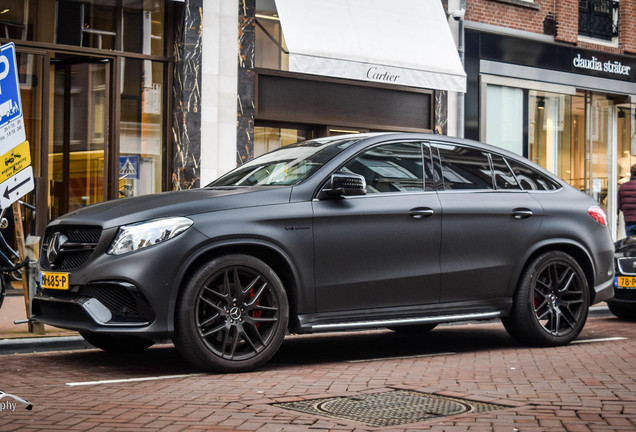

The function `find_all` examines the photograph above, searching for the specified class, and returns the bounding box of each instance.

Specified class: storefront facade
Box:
[465,27,636,239]
[235,0,466,171]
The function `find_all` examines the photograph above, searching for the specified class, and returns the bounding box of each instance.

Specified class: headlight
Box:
[107,217,193,256]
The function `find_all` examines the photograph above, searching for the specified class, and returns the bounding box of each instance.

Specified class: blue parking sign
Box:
[0,42,22,128]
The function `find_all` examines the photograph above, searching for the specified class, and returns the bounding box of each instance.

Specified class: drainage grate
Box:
[274,389,506,427]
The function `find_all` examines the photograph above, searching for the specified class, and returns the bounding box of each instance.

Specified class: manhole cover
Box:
[274,389,505,427]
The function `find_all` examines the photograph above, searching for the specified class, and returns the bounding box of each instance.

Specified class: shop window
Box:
[0,0,29,39]
[529,92,579,188]
[255,1,288,70]
[123,1,165,56]
[119,59,164,198]
[485,85,523,156]
[254,127,307,157]
[578,0,619,41]
[56,0,117,49]
[5,0,165,56]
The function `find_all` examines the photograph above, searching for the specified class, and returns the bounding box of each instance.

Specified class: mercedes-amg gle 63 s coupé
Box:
[33,133,614,372]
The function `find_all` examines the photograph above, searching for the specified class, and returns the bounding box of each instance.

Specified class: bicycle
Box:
[0,201,35,311]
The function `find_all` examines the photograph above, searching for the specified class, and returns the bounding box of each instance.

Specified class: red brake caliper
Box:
[250,288,262,328]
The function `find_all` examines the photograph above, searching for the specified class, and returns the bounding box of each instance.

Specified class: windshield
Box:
[208,137,361,187]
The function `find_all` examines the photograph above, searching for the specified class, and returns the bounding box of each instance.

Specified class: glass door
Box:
[586,94,614,237]
[617,103,636,238]
[50,56,110,220]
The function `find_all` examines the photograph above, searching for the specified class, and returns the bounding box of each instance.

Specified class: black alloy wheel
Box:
[503,251,589,346]
[174,254,289,372]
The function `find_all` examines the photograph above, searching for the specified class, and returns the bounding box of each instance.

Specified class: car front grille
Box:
[617,257,636,276]
[80,284,145,319]
[34,282,154,326]
[40,226,102,270]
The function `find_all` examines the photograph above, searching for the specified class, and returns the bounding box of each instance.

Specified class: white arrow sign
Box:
[0,165,34,209]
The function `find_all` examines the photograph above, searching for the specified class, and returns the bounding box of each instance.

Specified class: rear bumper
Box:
[593,276,615,305]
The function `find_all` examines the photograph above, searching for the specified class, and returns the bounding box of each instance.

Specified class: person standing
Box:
[618,164,636,237]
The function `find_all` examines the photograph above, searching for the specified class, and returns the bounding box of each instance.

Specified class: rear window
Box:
[506,159,561,191]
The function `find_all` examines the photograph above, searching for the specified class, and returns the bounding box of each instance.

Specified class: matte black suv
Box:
[33,133,615,372]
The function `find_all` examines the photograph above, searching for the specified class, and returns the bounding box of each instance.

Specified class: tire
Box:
[389,323,437,334]
[608,302,636,321]
[0,276,5,310]
[80,332,155,352]
[174,254,289,373]
[502,251,589,347]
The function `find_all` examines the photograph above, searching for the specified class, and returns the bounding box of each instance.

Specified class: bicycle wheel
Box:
[0,273,6,310]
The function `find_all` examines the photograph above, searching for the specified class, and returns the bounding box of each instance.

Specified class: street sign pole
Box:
[0,42,40,333]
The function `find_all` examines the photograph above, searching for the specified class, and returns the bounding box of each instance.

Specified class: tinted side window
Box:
[435,144,493,190]
[491,154,521,190]
[342,142,426,193]
[506,159,560,191]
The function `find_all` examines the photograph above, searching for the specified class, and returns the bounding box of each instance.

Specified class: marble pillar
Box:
[434,90,448,135]
[171,0,203,190]
[237,0,256,165]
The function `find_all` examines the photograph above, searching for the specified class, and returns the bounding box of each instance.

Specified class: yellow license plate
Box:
[616,276,636,289]
[40,272,70,290]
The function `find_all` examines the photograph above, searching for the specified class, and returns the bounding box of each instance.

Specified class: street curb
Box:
[589,304,610,317]
[0,335,93,355]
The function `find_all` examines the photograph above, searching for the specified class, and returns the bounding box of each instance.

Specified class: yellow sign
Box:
[0,140,30,183]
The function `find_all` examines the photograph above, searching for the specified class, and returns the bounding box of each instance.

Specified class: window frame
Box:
[331,141,435,196]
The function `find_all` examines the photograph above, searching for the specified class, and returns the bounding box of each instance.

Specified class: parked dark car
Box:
[33,133,615,372]
[611,237,636,320]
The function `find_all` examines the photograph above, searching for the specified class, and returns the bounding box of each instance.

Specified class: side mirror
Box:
[319,172,367,199]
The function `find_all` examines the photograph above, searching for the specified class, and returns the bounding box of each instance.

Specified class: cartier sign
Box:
[366,67,400,83]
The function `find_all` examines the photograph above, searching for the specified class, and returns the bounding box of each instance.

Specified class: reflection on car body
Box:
[33,133,615,372]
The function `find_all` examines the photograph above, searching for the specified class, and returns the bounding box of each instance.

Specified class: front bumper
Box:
[33,281,154,329]
[33,223,209,338]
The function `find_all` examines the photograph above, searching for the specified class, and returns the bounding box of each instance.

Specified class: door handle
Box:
[409,208,434,219]
[512,208,533,219]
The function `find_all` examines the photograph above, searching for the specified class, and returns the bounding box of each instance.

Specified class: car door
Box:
[432,142,543,302]
[312,141,442,312]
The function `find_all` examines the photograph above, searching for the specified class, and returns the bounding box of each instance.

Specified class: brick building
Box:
[458,0,636,238]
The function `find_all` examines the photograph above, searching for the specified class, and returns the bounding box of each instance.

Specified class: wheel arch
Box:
[509,239,597,304]
[168,239,304,333]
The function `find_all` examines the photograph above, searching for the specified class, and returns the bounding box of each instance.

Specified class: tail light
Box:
[588,206,608,226]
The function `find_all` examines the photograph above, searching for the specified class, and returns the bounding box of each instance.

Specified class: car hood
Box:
[49,186,293,229]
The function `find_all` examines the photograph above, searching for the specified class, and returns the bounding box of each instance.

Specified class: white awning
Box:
[274,0,466,93]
